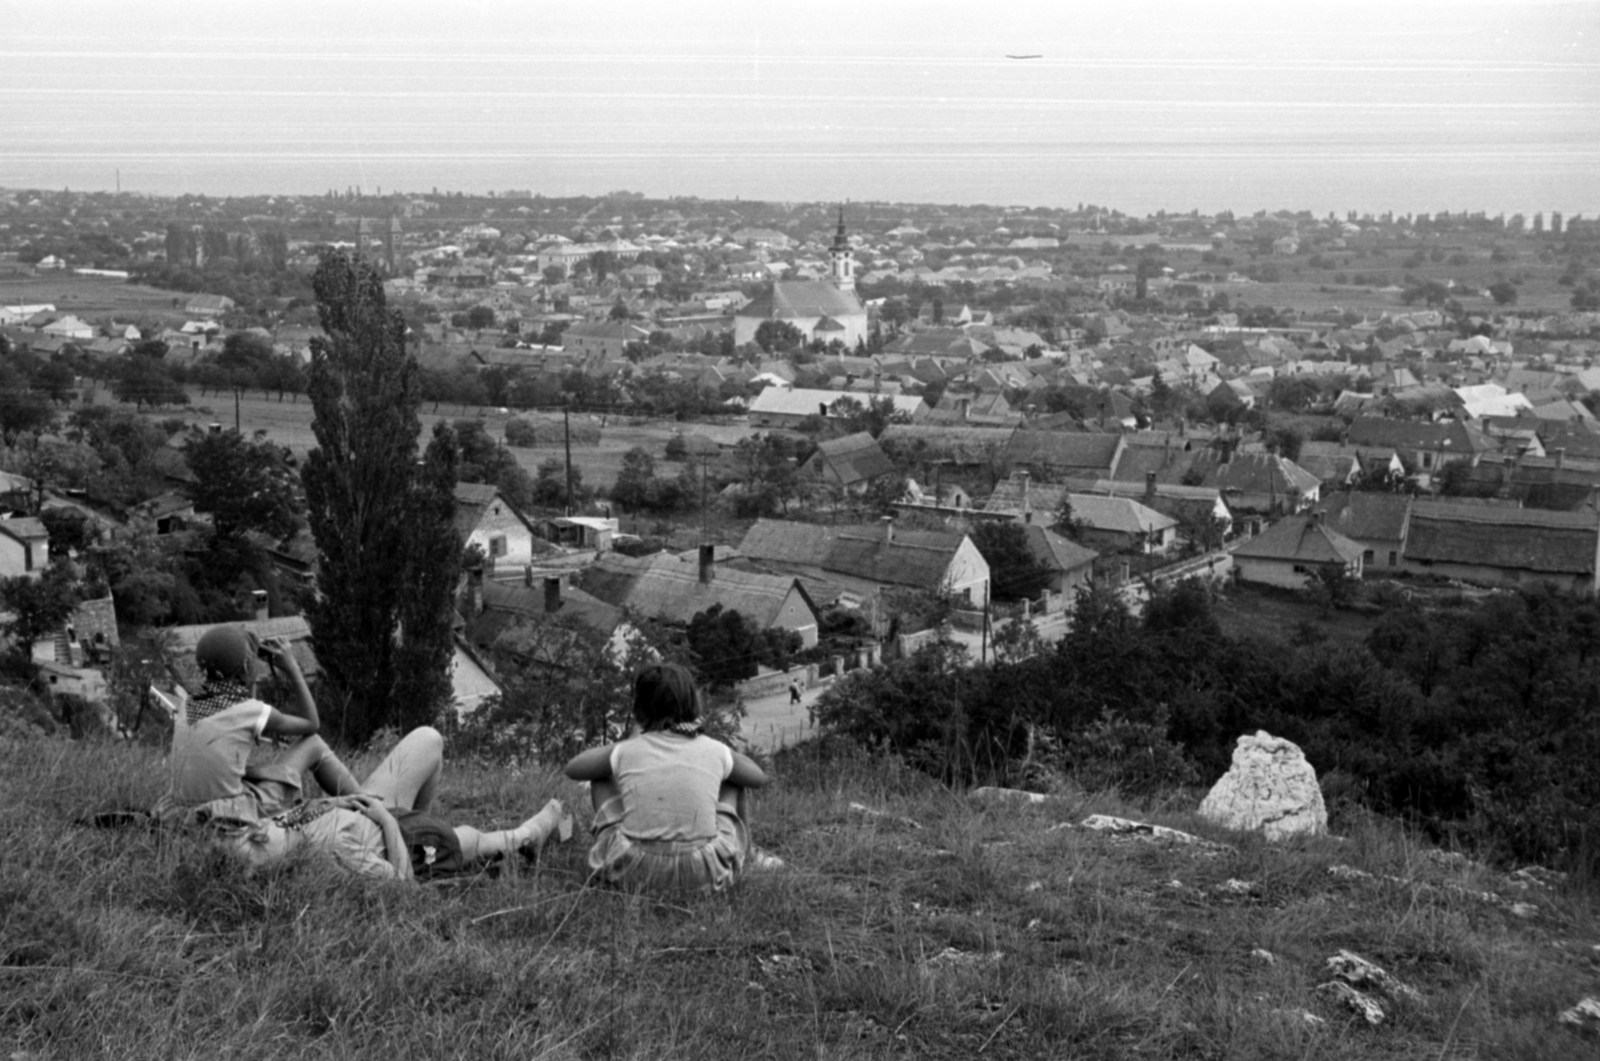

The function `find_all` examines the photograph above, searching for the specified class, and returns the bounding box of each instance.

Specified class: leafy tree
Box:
[1052,493,1086,540]
[37,508,93,559]
[35,362,77,405]
[970,520,1051,602]
[754,319,803,354]
[532,456,584,509]
[1266,375,1321,413]
[1265,424,1304,462]
[1487,280,1518,305]
[465,305,496,331]
[301,250,462,743]
[610,445,683,514]
[502,417,537,447]
[589,250,619,282]
[184,429,301,540]
[114,355,188,410]
[686,604,763,688]
[0,568,79,663]
[0,382,55,444]
[1302,562,1356,617]
[452,419,535,510]
[1176,509,1229,553]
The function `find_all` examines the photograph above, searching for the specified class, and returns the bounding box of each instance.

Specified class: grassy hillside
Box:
[3,732,1596,1060]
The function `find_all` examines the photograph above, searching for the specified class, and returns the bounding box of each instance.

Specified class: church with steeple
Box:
[734,207,869,350]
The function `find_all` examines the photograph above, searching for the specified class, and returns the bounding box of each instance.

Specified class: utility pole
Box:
[700,452,710,543]
[562,401,574,516]
[980,580,990,666]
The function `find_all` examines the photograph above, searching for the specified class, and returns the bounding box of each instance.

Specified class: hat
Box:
[195,625,254,681]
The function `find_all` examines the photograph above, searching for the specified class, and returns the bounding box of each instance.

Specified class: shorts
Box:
[586,802,749,894]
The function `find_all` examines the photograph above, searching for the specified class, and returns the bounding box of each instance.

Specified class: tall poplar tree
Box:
[302,251,460,742]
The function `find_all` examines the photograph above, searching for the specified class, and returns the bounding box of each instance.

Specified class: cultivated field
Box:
[140,389,750,493]
[0,275,190,324]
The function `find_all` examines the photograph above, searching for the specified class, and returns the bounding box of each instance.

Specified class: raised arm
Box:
[258,636,320,739]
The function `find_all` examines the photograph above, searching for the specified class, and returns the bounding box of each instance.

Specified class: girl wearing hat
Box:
[155,624,365,826]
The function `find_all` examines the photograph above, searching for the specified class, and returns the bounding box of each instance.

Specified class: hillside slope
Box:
[2,735,1596,1060]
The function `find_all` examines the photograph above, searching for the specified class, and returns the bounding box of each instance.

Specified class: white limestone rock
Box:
[1559,997,1600,1034]
[971,786,1051,806]
[1198,731,1327,840]
[1078,814,1234,853]
[1326,949,1421,1004]
[1317,981,1385,1025]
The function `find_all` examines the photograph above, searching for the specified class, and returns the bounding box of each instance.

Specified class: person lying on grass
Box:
[564,662,774,893]
[152,624,569,879]
[230,726,570,880]
[152,624,369,827]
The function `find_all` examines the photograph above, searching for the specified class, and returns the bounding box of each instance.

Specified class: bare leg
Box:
[589,778,621,813]
[359,727,444,811]
[723,783,781,870]
[718,782,751,823]
[271,735,363,797]
[452,799,566,862]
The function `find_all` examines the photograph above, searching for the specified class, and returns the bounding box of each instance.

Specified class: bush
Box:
[1067,708,1199,797]
[503,417,537,447]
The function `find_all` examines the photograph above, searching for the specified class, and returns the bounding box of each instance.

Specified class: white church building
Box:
[734,209,869,350]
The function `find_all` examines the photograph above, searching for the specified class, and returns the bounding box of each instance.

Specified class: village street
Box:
[737,623,1039,753]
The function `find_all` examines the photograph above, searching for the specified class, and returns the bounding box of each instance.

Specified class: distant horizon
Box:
[5,0,1596,219]
[4,173,1590,224]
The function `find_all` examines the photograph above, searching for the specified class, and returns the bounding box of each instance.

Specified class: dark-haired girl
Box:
[564,663,769,892]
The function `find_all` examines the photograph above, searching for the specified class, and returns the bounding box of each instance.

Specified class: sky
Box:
[2,0,1597,216]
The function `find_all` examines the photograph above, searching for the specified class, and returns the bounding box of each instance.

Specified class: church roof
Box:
[739,280,862,322]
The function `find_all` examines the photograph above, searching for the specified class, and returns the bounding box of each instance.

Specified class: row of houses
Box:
[1233,493,1600,593]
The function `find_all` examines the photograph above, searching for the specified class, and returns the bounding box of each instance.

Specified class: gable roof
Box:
[738,518,974,589]
[1347,416,1492,455]
[1004,431,1124,476]
[466,577,623,645]
[1192,452,1321,499]
[1403,501,1599,575]
[1232,514,1365,565]
[738,280,862,322]
[1019,523,1098,573]
[822,527,969,588]
[1065,493,1178,535]
[452,482,538,539]
[1320,491,1412,542]
[575,552,816,629]
[738,519,836,567]
[748,387,923,420]
[804,431,896,485]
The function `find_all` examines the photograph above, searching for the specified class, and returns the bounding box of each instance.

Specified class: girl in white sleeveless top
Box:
[565,663,769,893]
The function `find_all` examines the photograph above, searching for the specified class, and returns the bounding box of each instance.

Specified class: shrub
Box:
[503,417,537,447]
[1067,707,1199,797]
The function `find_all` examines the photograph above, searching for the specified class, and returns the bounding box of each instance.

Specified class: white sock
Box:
[511,799,565,849]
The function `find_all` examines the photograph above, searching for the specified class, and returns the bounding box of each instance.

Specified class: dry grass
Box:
[3,732,1596,1060]
[1211,585,1381,648]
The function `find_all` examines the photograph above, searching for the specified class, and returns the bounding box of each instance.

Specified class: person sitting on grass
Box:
[564,662,773,893]
[230,726,570,880]
[153,625,366,827]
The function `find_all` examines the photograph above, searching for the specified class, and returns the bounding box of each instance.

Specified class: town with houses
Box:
[2,186,1600,723]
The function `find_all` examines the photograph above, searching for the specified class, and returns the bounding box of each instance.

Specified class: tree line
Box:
[815,578,1600,874]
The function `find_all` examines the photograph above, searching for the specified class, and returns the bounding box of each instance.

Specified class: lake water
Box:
[3,1,1596,217]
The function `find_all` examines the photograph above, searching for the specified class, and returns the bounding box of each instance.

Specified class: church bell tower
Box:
[829,205,855,294]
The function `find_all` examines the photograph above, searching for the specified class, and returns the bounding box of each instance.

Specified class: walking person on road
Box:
[788,679,802,706]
